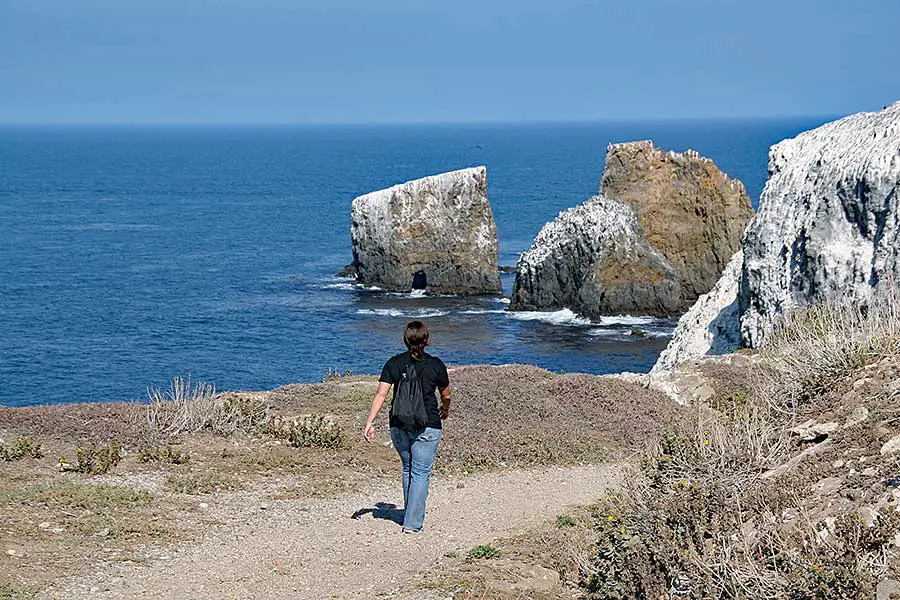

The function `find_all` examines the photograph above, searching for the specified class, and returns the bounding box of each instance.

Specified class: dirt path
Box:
[43,464,622,600]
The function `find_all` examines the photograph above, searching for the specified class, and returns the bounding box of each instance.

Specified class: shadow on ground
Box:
[351,502,404,524]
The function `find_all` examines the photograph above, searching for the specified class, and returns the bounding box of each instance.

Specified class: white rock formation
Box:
[511,196,681,318]
[741,101,900,346]
[653,101,900,370]
[350,167,501,294]
[651,250,743,373]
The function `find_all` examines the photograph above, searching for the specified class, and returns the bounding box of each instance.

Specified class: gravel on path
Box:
[43,464,622,600]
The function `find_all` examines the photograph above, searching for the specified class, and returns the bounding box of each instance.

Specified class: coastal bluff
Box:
[655,101,900,371]
[511,141,752,318]
[348,167,501,294]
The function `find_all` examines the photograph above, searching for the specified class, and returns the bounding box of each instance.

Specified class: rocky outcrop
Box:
[654,101,900,369]
[741,102,900,346]
[511,142,751,317]
[651,250,743,373]
[511,196,681,318]
[349,167,501,294]
[601,141,753,300]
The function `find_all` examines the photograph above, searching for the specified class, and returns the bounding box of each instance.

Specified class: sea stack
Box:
[654,101,900,371]
[511,142,752,317]
[349,167,501,294]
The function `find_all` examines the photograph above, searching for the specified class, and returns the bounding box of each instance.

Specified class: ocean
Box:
[0,119,827,406]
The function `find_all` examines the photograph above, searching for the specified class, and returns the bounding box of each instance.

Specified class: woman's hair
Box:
[403,321,429,360]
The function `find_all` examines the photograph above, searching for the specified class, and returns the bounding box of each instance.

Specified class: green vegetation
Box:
[467,544,502,560]
[556,515,577,528]
[0,437,43,462]
[138,444,188,464]
[61,440,122,474]
[0,481,151,510]
[287,415,345,449]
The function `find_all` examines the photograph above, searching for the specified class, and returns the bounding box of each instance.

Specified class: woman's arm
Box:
[363,382,392,441]
[439,385,451,419]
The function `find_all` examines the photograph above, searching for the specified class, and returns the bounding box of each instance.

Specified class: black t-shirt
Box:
[379,351,449,430]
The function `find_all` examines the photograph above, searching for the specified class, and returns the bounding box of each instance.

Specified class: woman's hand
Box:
[363,422,376,442]
[439,406,449,420]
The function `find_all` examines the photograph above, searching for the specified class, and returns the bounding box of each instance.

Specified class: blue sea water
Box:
[0,119,827,406]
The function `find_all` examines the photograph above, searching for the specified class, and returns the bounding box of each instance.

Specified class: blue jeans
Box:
[389,427,442,531]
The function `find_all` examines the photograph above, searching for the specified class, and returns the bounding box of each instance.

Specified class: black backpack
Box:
[390,359,429,431]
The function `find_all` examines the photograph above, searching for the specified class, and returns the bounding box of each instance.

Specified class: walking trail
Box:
[43,464,622,600]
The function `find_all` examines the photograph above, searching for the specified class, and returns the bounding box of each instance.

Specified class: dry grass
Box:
[145,377,268,436]
[759,285,900,408]
[0,474,186,591]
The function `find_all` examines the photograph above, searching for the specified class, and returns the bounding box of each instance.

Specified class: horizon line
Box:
[0,113,842,128]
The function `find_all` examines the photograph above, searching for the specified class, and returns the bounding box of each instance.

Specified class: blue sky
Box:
[1,0,898,124]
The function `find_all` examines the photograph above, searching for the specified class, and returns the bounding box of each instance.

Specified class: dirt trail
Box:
[43,465,622,600]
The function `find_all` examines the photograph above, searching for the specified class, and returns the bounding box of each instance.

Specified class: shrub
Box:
[138,444,188,464]
[467,544,501,560]
[261,414,345,449]
[0,436,43,461]
[556,515,577,528]
[61,440,122,475]
[145,377,268,436]
[569,342,899,600]
[287,415,345,449]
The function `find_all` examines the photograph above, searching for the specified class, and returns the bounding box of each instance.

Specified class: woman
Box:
[363,321,451,533]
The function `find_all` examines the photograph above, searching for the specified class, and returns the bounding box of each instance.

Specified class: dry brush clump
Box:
[145,377,268,437]
[566,294,900,599]
[758,285,900,408]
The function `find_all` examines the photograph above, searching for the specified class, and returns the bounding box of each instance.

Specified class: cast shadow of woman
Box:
[350,502,405,525]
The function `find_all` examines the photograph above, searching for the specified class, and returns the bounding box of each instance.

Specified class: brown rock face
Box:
[600,140,754,303]
[512,141,753,318]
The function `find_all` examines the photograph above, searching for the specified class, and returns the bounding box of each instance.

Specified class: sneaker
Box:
[401,527,423,534]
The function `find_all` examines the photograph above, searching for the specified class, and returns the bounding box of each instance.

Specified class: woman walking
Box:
[363,321,451,533]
